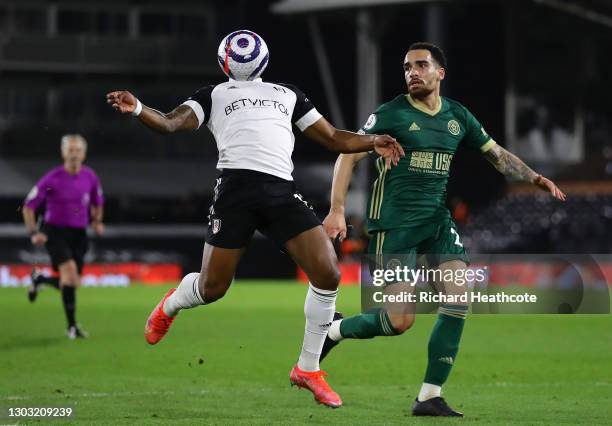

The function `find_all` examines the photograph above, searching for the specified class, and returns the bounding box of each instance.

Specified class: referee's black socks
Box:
[61,285,77,327]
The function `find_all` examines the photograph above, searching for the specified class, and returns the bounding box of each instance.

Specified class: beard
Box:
[407,81,435,98]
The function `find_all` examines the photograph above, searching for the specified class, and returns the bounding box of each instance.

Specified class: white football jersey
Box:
[182,78,322,181]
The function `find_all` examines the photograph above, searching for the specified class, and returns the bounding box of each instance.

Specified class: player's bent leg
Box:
[388,312,415,334]
[145,243,243,345]
[414,259,467,417]
[163,244,243,315]
[327,282,414,346]
[28,268,60,303]
[326,235,419,347]
[323,306,402,366]
[284,225,340,292]
[196,243,244,303]
[284,226,342,408]
[385,282,417,334]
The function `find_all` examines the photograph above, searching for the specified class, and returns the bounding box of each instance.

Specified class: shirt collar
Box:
[406,94,443,116]
[228,77,263,83]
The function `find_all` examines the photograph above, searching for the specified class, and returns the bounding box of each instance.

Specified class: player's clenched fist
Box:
[106,91,137,114]
[323,211,348,242]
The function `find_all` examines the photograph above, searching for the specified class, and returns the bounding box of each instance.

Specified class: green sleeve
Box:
[462,107,496,152]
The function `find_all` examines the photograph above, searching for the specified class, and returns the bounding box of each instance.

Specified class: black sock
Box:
[38,276,60,289]
[61,286,76,327]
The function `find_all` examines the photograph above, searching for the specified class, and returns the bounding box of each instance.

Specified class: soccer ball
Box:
[217,30,269,81]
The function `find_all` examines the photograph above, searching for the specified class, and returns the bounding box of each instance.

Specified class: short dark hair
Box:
[408,42,447,68]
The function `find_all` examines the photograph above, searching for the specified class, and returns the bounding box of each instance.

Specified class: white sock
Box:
[328,319,344,342]
[162,272,204,317]
[297,283,337,372]
[418,383,442,402]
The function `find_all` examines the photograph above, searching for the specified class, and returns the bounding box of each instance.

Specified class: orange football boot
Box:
[144,288,177,345]
[289,365,343,408]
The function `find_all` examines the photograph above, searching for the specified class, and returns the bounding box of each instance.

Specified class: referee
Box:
[22,134,104,339]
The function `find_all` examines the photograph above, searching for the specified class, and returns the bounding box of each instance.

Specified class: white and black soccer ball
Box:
[217,30,269,81]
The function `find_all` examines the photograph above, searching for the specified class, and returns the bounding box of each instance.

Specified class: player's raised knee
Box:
[313,262,341,291]
[389,313,415,334]
[328,263,342,286]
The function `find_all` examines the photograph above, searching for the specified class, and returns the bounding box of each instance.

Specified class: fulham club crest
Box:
[212,219,222,234]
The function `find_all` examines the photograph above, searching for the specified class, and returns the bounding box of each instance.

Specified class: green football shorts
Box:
[368,217,469,271]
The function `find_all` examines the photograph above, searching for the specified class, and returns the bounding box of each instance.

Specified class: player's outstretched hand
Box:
[30,232,47,247]
[323,210,347,242]
[534,175,566,201]
[373,135,405,168]
[106,90,137,114]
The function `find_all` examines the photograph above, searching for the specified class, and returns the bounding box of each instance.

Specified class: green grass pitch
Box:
[1,282,611,425]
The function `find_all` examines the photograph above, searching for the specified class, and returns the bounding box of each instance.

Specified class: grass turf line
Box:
[0,282,611,425]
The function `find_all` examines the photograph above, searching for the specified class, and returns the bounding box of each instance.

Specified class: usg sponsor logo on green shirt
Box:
[408,151,453,174]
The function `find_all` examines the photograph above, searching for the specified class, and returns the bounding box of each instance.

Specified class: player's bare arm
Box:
[22,206,47,246]
[322,152,368,241]
[484,144,566,201]
[303,117,404,165]
[106,90,199,134]
[90,205,105,236]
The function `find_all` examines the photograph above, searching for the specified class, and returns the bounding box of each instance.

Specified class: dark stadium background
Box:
[0,0,611,282]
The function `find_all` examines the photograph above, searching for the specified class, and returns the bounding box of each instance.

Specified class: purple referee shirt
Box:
[24,165,104,229]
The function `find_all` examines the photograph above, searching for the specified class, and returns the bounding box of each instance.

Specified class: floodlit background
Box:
[0,1,611,424]
[0,0,611,284]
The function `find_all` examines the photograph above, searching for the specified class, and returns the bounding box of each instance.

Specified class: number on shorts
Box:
[450,228,463,247]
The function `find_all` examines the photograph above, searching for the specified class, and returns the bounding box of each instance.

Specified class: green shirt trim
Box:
[405,94,442,116]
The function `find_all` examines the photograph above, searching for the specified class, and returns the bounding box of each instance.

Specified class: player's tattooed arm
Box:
[484,144,566,201]
[484,144,538,182]
[133,104,199,133]
[106,91,199,133]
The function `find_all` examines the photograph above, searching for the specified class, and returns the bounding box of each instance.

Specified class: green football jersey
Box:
[362,94,495,232]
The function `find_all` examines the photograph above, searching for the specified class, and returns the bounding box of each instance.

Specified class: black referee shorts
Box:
[205,169,321,249]
[41,223,89,274]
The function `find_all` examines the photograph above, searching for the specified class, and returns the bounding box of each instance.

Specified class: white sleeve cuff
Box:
[181,100,205,129]
[295,108,323,132]
[131,99,143,116]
